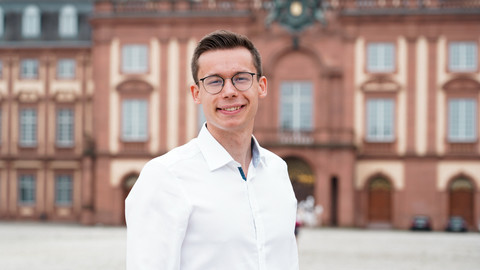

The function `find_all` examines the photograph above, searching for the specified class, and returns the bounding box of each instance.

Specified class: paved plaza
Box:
[0,222,479,270]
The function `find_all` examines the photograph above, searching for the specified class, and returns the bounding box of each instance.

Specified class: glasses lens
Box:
[203,75,224,94]
[232,73,253,91]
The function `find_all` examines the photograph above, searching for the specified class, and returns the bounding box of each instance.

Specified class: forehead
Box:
[197,47,255,76]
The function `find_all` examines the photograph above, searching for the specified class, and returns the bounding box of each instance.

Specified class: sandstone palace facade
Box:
[0,0,479,231]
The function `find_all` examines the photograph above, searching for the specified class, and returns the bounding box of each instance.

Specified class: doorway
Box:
[368,177,392,224]
[449,177,474,227]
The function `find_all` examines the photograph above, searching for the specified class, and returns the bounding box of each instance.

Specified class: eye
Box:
[204,76,223,86]
[233,73,251,83]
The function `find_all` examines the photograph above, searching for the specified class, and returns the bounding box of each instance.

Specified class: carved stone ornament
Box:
[265,0,326,33]
[361,75,401,92]
[116,79,153,93]
[54,90,77,103]
[443,76,480,93]
[17,90,40,103]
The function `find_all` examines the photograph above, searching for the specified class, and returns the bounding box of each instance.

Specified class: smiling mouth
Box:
[219,105,244,112]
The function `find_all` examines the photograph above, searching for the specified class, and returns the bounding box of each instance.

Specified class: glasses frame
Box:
[197,72,260,94]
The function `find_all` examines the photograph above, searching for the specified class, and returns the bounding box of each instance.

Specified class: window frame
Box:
[279,81,313,132]
[19,107,37,147]
[448,41,478,73]
[22,5,41,38]
[121,44,149,74]
[365,98,396,142]
[0,6,4,38]
[56,58,76,80]
[56,107,75,148]
[366,42,396,73]
[18,174,36,205]
[447,98,477,143]
[20,59,39,80]
[55,174,73,206]
[121,98,149,142]
[59,5,78,38]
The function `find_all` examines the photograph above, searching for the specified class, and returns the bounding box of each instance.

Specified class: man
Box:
[126,30,299,270]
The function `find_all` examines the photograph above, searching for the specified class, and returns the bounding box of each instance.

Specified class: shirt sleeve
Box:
[125,159,191,269]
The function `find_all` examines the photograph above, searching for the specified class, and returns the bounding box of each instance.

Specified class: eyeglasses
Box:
[197,72,259,95]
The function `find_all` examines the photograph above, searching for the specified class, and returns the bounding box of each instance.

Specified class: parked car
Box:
[410,215,432,231]
[445,216,468,232]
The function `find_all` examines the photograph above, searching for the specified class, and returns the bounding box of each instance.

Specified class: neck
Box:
[207,125,253,172]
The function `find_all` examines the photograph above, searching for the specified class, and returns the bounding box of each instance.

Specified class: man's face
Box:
[191,47,267,135]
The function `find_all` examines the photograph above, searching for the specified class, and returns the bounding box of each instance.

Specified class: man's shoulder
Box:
[150,139,202,168]
[258,145,287,167]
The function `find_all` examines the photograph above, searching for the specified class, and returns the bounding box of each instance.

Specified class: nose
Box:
[221,78,238,98]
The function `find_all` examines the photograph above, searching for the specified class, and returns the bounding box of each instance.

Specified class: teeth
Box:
[223,106,241,111]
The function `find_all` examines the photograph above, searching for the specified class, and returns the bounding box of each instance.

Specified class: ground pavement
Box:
[0,222,479,270]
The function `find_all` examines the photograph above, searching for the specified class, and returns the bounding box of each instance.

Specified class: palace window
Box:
[449,42,477,72]
[448,98,477,142]
[22,5,41,38]
[59,5,77,37]
[55,174,73,206]
[367,42,395,73]
[280,81,313,131]
[56,108,74,147]
[122,99,148,141]
[366,98,395,142]
[19,174,36,205]
[122,45,148,74]
[20,59,38,79]
[0,7,4,37]
[19,108,37,147]
[57,59,76,79]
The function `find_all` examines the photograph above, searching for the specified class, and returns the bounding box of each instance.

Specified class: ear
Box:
[190,84,201,104]
[258,76,268,99]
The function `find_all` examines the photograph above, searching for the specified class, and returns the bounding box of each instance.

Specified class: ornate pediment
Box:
[443,77,480,93]
[116,79,153,93]
[360,75,401,92]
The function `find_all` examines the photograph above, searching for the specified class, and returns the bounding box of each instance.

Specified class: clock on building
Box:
[265,0,326,33]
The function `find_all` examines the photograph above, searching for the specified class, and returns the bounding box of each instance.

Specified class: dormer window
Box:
[22,5,41,38]
[59,5,78,37]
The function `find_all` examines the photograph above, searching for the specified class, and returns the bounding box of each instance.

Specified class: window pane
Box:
[55,175,73,206]
[19,108,37,147]
[56,108,74,147]
[122,45,148,73]
[21,59,38,79]
[366,98,395,142]
[59,5,77,37]
[57,59,76,79]
[22,5,40,38]
[19,174,36,204]
[449,42,477,72]
[0,7,4,37]
[367,42,395,73]
[280,81,313,131]
[448,99,477,142]
[122,99,148,141]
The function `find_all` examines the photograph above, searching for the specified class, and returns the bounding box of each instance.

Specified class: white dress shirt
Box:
[126,125,299,270]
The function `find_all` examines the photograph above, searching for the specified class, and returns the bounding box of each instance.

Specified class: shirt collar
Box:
[197,124,266,171]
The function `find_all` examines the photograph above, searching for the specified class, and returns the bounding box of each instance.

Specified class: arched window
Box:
[0,7,4,37]
[22,5,41,38]
[59,5,77,37]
